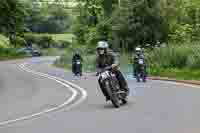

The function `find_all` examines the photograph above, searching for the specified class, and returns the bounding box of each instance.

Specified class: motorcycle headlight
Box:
[138,59,144,65]
[100,71,110,79]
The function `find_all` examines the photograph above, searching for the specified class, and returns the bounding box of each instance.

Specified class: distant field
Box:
[50,33,74,42]
[25,33,74,43]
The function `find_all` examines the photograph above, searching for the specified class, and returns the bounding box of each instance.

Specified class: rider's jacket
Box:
[96,50,119,70]
[72,54,82,63]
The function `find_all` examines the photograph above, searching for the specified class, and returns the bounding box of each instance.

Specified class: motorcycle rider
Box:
[133,47,146,77]
[96,41,129,101]
[72,51,83,75]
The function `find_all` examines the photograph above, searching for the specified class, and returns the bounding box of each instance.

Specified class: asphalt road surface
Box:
[0,57,200,133]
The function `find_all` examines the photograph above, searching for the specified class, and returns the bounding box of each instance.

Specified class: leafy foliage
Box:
[23,33,71,48]
[146,43,200,69]
[25,1,72,33]
[0,0,27,33]
[112,0,169,50]
[73,0,112,48]
[72,0,200,51]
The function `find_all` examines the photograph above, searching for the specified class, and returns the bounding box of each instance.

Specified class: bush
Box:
[0,47,24,60]
[54,49,72,69]
[0,34,9,48]
[72,17,111,47]
[24,33,40,45]
[146,43,200,69]
[54,45,96,72]
[169,24,193,43]
[149,67,200,80]
[15,36,27,47]
[39,35,53,48]
[41,48,66,56]
[186,45,200,69]
[24,33,72,48]
[24,33,53,48]
[52,40,71,48]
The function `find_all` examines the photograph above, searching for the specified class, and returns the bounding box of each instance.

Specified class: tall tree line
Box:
[0,0,27,34]
[72,0,200,50]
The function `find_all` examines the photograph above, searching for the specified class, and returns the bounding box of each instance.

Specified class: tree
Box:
[102,0,112,17]
[112,0,169,50]
[24,0,72,33]
[0,0,27,34]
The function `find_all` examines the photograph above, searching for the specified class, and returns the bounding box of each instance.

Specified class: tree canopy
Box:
[72,0,200,51]
[0,0,27,34]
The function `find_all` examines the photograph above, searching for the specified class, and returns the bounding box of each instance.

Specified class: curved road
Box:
[0,57,200,133]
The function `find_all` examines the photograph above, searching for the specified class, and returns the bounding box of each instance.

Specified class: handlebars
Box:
[96,66,112,76]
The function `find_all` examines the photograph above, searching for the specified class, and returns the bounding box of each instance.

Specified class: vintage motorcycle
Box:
[98,67,128,108]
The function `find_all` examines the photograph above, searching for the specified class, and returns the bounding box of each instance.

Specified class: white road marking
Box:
[0,62,87,126]
[21,63,87,109]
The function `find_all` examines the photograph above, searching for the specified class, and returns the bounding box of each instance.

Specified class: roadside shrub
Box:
[54,46,96,72]
[24,33,72,48]
[0,34,9,48]
[52,40,71,48]
[146,43,200,69]
[39,35,53,48]
[186,45,200,69]
[54,50,72,69]
[24,33,53,48]
[0,47,24,60]
[15,36,27,47]
[24,33,39,45]
[169,24,193,43]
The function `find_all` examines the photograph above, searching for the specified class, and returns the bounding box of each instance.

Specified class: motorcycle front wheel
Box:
[105,80,120,108]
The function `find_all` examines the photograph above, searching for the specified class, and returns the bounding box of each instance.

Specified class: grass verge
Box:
[149,67,200,80]
[41,48,67,56]
[54,43,200,81]
[54,47,96,72]
[25,33,74,43]
[0,48,25,60]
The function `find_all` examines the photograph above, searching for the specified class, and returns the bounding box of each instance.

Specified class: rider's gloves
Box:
[111,64,118,69]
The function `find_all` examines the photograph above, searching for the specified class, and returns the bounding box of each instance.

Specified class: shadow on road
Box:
[95,100,136,110]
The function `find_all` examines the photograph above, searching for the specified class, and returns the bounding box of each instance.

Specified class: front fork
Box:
[109,78,126,99]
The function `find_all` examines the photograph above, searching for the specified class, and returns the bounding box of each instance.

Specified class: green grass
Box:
[41,48,67,56]
[0,34,25,60]
[149,68,200,80]
[55,50,200,80]
[146,42,200,69]
[0,47,25,60]
[25,33,74,43]
[50,34,74,43]
[54,51,133,73]
[145,42,200,80]
[54,46,96,72]
[55,42,200,80]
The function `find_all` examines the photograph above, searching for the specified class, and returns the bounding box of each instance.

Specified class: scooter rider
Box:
[133,47,146,77]
[72,51,83,75]
[96,41,129,101]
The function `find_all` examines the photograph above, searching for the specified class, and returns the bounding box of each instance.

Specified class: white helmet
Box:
[97,41,109,49]
[135,47,141,51]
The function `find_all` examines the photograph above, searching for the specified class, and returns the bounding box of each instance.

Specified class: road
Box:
[0,57,200,133]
